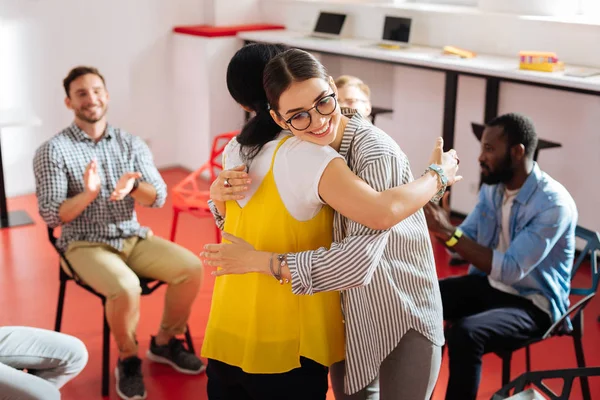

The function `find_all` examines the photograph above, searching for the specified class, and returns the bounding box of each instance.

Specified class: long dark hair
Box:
[263,49,329,113]
[226,43,286,162]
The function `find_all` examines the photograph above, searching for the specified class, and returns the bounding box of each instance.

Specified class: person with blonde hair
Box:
[335,75,372,118]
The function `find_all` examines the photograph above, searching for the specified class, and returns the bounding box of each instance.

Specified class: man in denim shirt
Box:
[425,113,577,400]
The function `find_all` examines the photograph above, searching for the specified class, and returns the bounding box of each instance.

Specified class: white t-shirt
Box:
[223,132,343,221]
[488,188,551,317]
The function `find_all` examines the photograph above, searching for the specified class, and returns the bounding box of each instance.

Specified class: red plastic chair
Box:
[170,130,238,243]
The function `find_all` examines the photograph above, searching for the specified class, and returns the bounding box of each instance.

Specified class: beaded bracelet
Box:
[275,253,290,285]
[269,253,281,282]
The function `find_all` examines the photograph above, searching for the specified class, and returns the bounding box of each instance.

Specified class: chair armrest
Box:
[542,293,596,339]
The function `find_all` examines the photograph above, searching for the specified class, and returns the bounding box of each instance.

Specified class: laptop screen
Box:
[314,12,346,35]
[382,16,412,43]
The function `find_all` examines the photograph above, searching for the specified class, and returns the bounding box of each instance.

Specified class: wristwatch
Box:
[445,227,463,247]
[425,164,448,203]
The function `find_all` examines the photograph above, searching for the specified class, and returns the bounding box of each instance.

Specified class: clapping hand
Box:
[110,172,142,201]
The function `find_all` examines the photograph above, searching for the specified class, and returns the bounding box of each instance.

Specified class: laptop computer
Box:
[377,16,412,49]
[308,12,347,40]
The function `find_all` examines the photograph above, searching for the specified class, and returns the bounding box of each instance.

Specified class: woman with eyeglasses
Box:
[202,46,460,400]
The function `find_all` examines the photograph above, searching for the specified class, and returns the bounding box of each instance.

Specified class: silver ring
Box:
[223,178,231,188]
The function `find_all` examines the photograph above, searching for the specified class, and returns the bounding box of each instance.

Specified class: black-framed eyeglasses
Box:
[281,93,337,131]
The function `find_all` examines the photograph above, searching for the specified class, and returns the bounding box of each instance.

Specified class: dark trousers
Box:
[440,275,551,400]
[206,357,329,400]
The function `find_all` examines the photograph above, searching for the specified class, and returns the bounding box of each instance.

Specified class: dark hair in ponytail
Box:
[226,43,287,162]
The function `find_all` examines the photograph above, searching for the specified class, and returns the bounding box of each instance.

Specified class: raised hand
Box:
[428,137,462,186]
[83,159,101,199]
[111,172,142,201]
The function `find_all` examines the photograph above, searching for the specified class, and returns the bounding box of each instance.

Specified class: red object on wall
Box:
[173,23,285,38]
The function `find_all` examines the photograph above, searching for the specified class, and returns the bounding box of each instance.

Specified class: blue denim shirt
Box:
[460,163,577,323]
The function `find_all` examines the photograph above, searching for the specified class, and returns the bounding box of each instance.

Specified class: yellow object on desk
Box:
[519,51,565,72]
[443,46,476,58]
[377,43,402,50]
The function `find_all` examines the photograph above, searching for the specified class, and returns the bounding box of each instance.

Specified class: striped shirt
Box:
[286,111,445,393]
[33,122,167,252]
[208,110,445,394]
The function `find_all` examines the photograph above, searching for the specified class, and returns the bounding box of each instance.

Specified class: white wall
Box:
[0,0,204,197]
[172,35,245,171]
[2,0,600,231]
[259,0,600,231]
[207,0,262,25]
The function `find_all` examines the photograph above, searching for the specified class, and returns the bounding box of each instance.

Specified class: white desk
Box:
[239,30,600,156]
[0,109,41,228]
[239,30,600,93]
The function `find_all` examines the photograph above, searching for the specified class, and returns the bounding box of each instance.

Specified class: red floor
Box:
[1,167,599,399]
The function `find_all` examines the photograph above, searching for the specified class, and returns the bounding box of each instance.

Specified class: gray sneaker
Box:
[147,336,205,374]
[115,356,147,400]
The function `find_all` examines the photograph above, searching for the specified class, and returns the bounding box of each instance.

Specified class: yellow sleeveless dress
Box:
[201,137,345,373]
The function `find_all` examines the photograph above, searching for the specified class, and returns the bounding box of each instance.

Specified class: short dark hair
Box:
[486,112,538,157]
[63,66,106,97]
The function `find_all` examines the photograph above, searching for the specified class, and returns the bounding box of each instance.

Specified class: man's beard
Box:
[480,154,514,185]
[75,106,107,124]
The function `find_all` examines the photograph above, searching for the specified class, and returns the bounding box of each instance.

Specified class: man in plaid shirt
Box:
[33,66,204,400]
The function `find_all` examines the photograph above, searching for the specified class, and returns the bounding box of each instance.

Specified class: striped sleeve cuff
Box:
[288,252,314,295]
[207,199,225,230]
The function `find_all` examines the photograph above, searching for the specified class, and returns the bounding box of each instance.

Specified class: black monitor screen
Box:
[382,16,412,43]
[314,12,346,35]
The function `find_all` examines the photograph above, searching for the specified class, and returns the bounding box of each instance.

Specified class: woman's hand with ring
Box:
[210,165,252,202]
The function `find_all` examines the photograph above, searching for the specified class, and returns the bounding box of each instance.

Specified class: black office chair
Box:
[492,366,600,400]
[493,225,600,400]
[48,227,196,396]
[369,106,393,125]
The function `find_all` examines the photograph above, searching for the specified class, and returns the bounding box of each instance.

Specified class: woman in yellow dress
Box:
[202,44,460,400]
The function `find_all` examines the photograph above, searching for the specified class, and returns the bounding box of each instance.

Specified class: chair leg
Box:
[54,280,67,332]
[170,209,180,242]
[185,324,196,354]
[573,334,591,400]
[525,345,531,373]
[102,302,110,397]
[502,352,512,387]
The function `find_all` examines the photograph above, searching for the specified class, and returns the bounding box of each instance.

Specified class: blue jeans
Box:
[0,326,88,399]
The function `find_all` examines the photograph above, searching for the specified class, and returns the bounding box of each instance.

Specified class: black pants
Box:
[206,357,329,400]
[440,275,552,400]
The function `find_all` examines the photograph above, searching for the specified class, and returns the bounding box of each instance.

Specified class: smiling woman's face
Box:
[271,77,341,147]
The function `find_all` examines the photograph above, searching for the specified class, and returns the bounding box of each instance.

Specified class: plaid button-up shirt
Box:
[33,122,167,251]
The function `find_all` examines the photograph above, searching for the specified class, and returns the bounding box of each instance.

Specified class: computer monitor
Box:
[380,16,412,48]
[311,12,347,39]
